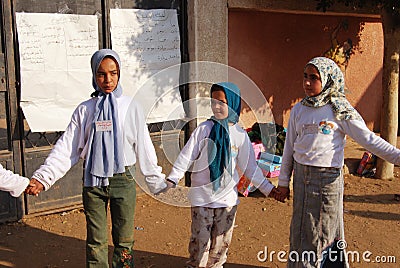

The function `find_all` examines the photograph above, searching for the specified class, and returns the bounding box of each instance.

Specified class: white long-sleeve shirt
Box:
[0,164,30,197]
[167,120,274,208]
[278,103,400,187]
[32,95,166,194]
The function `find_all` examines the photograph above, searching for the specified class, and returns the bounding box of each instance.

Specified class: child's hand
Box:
[276,186,290,202]
[267,186,290,203]
[162,180,176,193]
[154,179,175,195]
[25,178,44,196]
[268,187,283,202]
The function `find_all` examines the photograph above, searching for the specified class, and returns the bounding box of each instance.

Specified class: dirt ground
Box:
[0,137,400,268]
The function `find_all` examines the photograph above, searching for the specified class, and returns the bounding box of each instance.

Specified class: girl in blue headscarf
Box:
[277,57,400,268]
[166,82,281,267]
[27,49,168,267]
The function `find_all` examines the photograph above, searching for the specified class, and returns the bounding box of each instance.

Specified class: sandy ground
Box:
[0,137,399,268]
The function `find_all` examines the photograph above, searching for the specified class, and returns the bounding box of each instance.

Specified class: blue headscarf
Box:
[84,49,125,187]
[301,57,362,121]
[208,82,241,191]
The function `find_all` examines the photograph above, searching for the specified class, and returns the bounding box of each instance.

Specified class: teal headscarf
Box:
[301,57,362,121]
[208,82,241,191]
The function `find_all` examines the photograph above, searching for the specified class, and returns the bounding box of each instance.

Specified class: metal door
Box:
[0,0,188,221]
[12,0,104,217]
[0,0,26,222]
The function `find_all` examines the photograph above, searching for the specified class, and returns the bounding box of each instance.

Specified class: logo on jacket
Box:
[318,121,335,134]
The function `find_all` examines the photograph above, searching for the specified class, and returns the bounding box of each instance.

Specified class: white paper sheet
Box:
[110,9,185,123]
[16,13,98,132]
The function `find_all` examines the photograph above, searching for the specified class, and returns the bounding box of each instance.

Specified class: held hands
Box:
[276,186,290,202]
[154,179,176,195]
[25,178,44,196]
[267,186,290,203]
[268,187,282,202]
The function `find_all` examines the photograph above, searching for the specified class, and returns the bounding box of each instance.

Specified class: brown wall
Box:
[228,10,383,131]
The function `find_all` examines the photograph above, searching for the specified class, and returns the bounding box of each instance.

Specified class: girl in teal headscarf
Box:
[208,82,241,191]
[166,82,280,267]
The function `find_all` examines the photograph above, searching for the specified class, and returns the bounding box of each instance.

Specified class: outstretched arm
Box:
[342,119,400,165]
[31,106,85,191]
[0,164,30,197]
[126,102,167,194]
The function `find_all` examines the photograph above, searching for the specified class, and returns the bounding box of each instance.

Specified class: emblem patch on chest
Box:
[318,121,336,134]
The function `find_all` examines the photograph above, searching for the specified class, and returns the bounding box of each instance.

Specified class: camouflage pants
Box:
[186,205,237,268]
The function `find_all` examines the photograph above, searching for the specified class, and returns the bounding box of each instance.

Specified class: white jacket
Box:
[168,120,274,207]
[279,103,400,187]
[0,164,30,197]
[32,95,166,194]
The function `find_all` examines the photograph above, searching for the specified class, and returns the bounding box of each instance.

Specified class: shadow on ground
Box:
[0,222,261,268]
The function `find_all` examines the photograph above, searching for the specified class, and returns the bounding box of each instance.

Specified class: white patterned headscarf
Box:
[301,57,362,121]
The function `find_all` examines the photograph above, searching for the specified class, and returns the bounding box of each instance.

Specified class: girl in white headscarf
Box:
[27,49,168,267]
[277,57,400,268]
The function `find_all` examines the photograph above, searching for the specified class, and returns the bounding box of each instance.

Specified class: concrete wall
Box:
[229,10,383,130]
[187,0,229,126]
[188,0,383,131]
